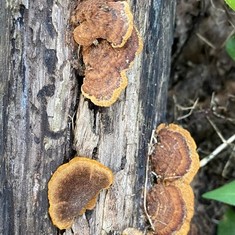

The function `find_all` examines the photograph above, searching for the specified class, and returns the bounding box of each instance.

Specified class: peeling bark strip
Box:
[0,0,175,235]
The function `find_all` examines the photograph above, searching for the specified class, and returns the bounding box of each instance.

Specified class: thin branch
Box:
[143,130,156,231]
[220,27,235,48]
[176,98,199,120]
[200,134,235,167]
[196,33,216,49]
[210,92,235,123]
[210,0,225,13]
[206,117,226,142]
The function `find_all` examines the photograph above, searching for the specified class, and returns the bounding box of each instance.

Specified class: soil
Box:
[169,0,235,234]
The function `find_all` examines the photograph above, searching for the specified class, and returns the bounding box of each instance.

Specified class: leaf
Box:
[202,180,235,206]
[225,35,235,61]
[225,0,235,11]
[218,207,235,235]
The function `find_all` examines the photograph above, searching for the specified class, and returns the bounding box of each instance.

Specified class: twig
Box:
[148,129,157,156]
[210,92,235,123]
[210,0,225,13]
[207,117,226,142]
[143,130,156,231]
[200,134,235,167]
[176,98,199,121]
[196,33,216,49]
[221,27,235,48]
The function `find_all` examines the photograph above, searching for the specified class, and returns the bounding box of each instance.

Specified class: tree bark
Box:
[0,0,175,234]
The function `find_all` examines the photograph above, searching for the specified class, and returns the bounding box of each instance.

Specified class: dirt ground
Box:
[168,0,235,234]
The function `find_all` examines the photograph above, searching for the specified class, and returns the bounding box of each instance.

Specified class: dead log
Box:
[0,0,175,234]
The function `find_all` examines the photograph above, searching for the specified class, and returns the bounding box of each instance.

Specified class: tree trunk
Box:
[0,0,175,234]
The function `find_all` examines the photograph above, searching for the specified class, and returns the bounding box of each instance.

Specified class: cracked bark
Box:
[0,0,175,235]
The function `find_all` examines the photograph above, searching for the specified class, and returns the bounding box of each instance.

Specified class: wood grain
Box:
[0,0,175,234]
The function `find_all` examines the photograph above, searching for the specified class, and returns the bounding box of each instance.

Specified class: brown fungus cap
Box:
[146,123,200,235]
[73,0,133,48]
[147,181,194,235]
[81,27,143,106]
[48,157,114,230]
[150,123,200,184]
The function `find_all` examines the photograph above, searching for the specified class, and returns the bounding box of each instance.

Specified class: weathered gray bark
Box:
[0,0,175,234]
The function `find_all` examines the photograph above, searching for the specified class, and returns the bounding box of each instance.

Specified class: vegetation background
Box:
[171,0,235,234]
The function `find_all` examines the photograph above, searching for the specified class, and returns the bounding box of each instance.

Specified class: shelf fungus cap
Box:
[147,181,195,235]
[48,157,114,230]
[81,27,143,106]
[73,0,133,48]
[150,123,200,184]
[146,123,200,235]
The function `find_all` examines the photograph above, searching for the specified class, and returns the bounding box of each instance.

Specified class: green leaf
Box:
[202,180,235,206]
[218,207,235,235]
[225,0,235,11]
[225,35,235,61]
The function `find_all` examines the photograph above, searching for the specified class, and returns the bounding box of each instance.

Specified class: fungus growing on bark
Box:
[146,123,200,235]
[150,123,200,184]
[71,0,143,106]
[48,157,114,230]
[147,182,194,235]
[73,0,133,48]
[81,27,143,106]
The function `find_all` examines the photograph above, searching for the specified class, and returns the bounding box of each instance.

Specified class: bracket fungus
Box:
[81,27,143,106]
[73,0,133,47]
[147,182,194,235]
[147,123,200,235]
[150,123,200,184]
[48,157,114,230]
[72,0,143,106]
